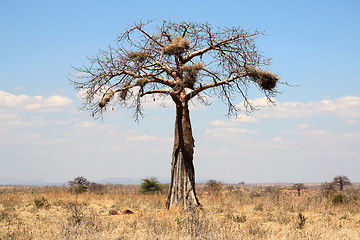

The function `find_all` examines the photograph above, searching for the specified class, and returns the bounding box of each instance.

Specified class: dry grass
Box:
[1,184,360,239]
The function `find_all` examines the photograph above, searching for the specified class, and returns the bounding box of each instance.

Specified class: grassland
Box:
[1,183,360,239]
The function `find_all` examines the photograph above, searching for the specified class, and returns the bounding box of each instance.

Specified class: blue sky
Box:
[1,0,359,184]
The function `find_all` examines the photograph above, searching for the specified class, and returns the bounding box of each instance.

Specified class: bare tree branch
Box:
[70,20,280,119]
[140,89,172,97]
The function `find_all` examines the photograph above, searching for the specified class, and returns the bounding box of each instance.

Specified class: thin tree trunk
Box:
[166,102,200,210]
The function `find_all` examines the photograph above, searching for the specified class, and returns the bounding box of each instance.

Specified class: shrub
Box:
[295,212,306,229]
[66,202,86,226]
[321,182,336,196]
[206,179,223,194]
[264,186,281,201]
[88,182,106,194]
[332,193,344,204]
[34,196,50,209]
[140,177,162,194]
[232,214,247,223]
[71,185,89,194]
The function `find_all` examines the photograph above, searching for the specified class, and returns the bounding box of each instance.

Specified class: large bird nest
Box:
[119,82,130,100]
[99,90,115,108]
[245,67,278,90]
[163,37,190,56]
[127,52,150,62]
[136,78,148,89]
[181,62,204,89]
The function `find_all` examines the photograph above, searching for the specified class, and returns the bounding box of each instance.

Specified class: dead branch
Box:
[71,20,280,119]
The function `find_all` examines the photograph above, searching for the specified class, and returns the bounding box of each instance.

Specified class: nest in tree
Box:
[127,51,150,62]
[136,78,147,87]
[163,36,190,55]
[181,62,204,89]
[119,82,130,100]
[99,90,114,108]
[245,67,278,90]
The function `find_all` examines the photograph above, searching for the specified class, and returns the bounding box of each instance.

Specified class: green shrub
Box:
[140,177,162,194]
[71,184,89,194]
[232,214,247,223]
[295,212,306,229]
[332,193,344,204]
[34,196,50,209]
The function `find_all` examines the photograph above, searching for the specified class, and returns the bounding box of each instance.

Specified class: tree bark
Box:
[166,101,200,210]
[339,182,344,191]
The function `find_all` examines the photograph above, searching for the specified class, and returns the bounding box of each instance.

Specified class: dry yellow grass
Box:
[1,184,360,239]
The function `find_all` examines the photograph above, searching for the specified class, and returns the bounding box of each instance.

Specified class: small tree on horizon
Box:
[71,20,281,210]
[291,183,306,196]
[68,176,91,194]
[332,175,351,191]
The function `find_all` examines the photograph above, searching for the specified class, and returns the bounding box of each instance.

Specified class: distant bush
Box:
[140,177,162,194]
[321,182,336,196]
[89,182,106,194]
[160,183,170,193]
[206,179,223,194]
[264,186,282,201]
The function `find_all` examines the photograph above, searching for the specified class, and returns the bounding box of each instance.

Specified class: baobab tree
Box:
[71,20,280,210]
[332,175,351,191]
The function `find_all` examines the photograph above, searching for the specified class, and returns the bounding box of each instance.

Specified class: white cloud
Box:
[199,95,360,177]
[73,121,98,129]
[126,134,159,142]
[219,95,360,124]
[205,127,258,139]
[345,119,360,126]
[126,134,172,142]
[1,90,359,183]
[0,91,73,112]
[273,96,360,119]
[210,114,259,126]
[342,132,359,138]
[72,71,88,78]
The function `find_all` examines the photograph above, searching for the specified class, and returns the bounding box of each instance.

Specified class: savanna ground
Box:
[1,183,360,239]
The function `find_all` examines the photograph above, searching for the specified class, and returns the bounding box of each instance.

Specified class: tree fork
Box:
[166,102,200,210]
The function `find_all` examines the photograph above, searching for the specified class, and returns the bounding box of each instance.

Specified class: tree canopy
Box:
[71,20,279,120]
